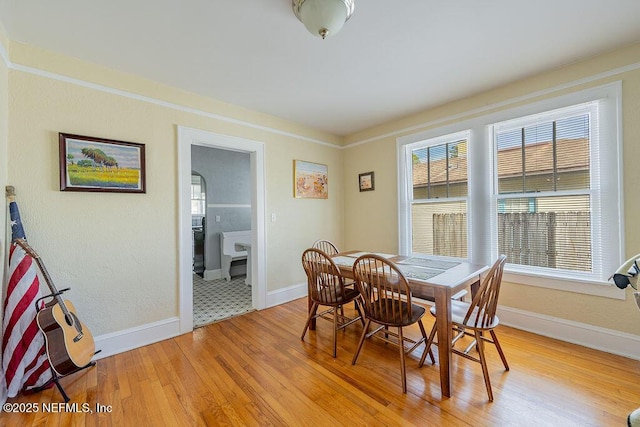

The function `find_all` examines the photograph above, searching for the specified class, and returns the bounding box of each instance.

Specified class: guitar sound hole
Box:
[64,313,74,327]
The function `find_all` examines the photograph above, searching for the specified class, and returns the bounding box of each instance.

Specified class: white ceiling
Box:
[1,1,639,136]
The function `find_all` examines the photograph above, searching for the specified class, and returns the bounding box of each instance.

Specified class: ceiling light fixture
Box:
[292,0,355,39]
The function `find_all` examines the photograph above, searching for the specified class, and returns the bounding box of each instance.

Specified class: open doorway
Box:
[178,126,267,334]
[191,146,252,326]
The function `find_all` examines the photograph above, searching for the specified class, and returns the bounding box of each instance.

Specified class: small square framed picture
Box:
[358,171,374,192]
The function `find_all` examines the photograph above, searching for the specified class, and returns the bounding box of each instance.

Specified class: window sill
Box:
[503,268,625,300]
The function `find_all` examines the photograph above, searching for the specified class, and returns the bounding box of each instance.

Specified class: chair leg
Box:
[352,319,371,365]
[475,329,493,402]
[332,304,338,358]
[418,322,437,367]
[354,298,365,327]
[398,326,407,393]
[490,330,509,371]
[301,302,319,340]
[417,320,435,365]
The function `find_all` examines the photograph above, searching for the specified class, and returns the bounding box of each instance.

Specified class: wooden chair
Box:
[312,239,355,293]
[419,255,509,401]
[351,254,434,393]
[312,239,340,256]
[301,248,364,358]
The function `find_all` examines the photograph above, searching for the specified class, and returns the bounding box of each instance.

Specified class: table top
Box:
[332,250,489,299]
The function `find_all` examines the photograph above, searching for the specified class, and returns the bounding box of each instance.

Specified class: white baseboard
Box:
[89,282,307,360]
[90,288,639,363]
[204,265,246,281]
[266,282,307,308]
[497,305,640,360]
[203,269,221,280]
[93,317,181,360]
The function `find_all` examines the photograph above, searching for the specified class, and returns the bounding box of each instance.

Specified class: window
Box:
[398,83,623,298]
[494,106,594,274]
[408,132,469,258]
[191,174,206,216]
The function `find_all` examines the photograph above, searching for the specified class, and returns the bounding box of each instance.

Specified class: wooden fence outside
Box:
[430,212,592,272]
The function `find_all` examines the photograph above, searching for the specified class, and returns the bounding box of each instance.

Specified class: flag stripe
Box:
[24,351,51,389]
[2,210,52,403]
[4,317,41,387]
[2,251,39,353]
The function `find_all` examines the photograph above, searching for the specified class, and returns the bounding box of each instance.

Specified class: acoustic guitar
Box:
[15,238,96,376]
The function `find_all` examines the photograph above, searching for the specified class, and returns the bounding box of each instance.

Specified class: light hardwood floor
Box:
[2,297,639,426]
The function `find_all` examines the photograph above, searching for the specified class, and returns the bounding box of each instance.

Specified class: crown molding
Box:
[5,55,341,148]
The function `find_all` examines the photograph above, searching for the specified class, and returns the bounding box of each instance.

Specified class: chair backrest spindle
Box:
[302,248,347,304]
[353,254,413,326]
[463,255,507,328]
[312,239,340,256]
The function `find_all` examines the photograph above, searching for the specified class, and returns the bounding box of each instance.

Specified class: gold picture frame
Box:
[294,160,328,199]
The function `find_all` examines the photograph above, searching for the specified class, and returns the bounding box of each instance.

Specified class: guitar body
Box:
[36,300,96,376]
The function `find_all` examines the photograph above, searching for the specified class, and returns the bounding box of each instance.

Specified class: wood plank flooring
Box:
[2,297,639,426]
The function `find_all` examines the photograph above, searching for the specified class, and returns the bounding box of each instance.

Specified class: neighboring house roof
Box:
[413,138,589,186]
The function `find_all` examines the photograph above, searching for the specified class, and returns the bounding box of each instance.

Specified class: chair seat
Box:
[371,298,426,326]
[430,299,500,329]
[318,286,360,305]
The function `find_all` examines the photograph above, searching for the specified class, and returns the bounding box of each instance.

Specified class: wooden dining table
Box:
[327,250,489,398]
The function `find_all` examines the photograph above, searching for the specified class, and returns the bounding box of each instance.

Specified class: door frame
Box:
[177,126,267,333]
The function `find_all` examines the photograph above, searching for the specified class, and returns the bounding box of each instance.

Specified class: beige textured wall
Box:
[266,141,345,287]
[343,42,640,336]
[3,34,639,342]
[4,43,344,336]
[343,139,399,254]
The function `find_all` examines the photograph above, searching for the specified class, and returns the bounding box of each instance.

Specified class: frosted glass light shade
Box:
[293,0,355,39]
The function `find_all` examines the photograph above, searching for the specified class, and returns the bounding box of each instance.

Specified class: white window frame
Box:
[398,82,624,299]
[400,130,471,260]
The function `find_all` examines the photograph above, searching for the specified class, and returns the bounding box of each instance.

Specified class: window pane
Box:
[497,129,523,194]
[524,122,555,193]
[497,195,591,272]
[191,200,201,215]
[412,201,467,258]
[556,115,590,190]
[412,140,467,199]
[448,140,468,197]
[412,147,429,199]
[497,114,591,194]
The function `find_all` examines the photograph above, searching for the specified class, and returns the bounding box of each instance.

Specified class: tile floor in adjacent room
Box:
[193,274,253,327]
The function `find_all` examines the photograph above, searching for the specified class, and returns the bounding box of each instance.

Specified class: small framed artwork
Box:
[359,171,375,192]
[59,133,146,193]
[294,160,328,199]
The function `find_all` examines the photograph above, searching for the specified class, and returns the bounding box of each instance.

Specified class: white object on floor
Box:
[235,242,252,286]
[220,230,251,281]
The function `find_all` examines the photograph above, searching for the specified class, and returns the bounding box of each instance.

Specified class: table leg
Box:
[470,277,480,298]
[434,287,453,398]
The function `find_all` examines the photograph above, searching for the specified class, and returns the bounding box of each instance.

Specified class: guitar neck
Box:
[14,239,71,317]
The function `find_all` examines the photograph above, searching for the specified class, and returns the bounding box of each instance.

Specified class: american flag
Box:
[1,191,51,406]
